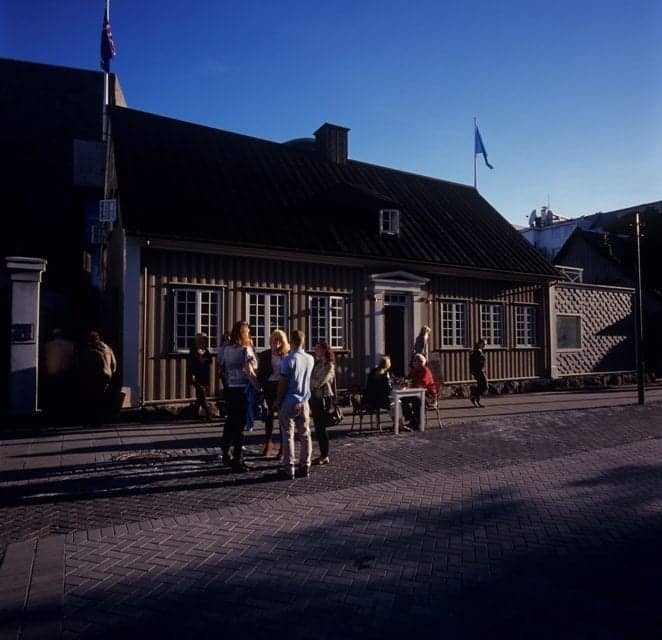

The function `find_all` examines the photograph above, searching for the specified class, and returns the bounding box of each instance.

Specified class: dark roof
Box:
[109,106,558,278]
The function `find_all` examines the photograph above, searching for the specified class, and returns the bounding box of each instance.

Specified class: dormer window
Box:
[379,209,400,236]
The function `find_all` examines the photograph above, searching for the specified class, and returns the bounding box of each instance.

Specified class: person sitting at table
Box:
[401,353,437,431]
[364,356,393,411]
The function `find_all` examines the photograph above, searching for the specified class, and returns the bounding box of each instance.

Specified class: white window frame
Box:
[440,301,467,348]
[379,209,400,236]
[309,295,346,349]
[480,303,504,347]
[557,314,582,351]
[247,292,288,350]
[515,305,537,347]
[173,288,221,352]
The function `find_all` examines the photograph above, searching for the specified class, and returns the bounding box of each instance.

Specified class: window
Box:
[174,289,220,351]
[310,295,346,349]
[379,209,400,236]
[480,304,503,347]
[247,292,287,349]
[516,306,537,347]
[440,301,467,347]
[557,315,581,350]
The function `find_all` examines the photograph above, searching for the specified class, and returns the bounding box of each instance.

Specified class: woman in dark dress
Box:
[187,333,213,422]
[257,329,290,457]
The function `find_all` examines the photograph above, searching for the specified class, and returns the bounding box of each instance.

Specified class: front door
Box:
[384,305,406,377]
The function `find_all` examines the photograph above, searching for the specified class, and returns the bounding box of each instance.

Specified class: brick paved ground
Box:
[1,386,662,638]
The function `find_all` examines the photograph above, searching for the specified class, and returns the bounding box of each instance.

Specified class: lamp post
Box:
[633,212,645,405]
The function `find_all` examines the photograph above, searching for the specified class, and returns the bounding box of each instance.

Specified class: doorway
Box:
[384,305,406,377]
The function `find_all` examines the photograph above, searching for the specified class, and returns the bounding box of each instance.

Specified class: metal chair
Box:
[350,392,385,433]
[425,389,443,428]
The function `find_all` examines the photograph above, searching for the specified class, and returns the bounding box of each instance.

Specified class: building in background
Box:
[0,58,126,412]
[522,201,662,378]
[103,107,560,408]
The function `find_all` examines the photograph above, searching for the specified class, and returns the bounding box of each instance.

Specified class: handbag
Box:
[323,397,343,426]
[323,378,343,426]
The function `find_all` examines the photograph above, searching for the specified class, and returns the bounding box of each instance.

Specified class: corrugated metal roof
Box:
[109,106,558,278]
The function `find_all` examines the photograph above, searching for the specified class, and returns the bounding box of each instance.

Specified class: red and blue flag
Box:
[100,9,116,72]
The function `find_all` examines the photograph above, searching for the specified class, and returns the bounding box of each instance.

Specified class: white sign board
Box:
[99,199,117,222]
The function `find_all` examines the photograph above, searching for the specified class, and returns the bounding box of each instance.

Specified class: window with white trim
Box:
[440,301,467,347]
[379,209,400,236]
[174,289,220,351]
[515,306,537,347]
[247,292,287,350]
[480,304,504,347]
[310,295,346,349]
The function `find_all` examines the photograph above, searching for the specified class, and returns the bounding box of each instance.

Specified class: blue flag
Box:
[474,126,494,170]
[100,9,116,73]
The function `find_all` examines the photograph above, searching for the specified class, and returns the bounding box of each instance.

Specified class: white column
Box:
[5,257,47,416]
[548,283,559,379]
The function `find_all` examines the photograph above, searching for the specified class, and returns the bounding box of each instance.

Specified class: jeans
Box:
[278,399,312,472]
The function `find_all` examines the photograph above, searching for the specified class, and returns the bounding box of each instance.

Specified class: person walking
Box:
[79,330,117,427]
[469,338,488,407]
[309,342,336,466]
[218,321,258,472]
[187,333,213,422]
[257,329,290,457]
[274,329,314,480]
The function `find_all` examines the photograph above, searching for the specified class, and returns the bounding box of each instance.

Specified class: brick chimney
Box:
[313,123,349,164]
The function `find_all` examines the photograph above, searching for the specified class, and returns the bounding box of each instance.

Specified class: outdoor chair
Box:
[350,392,385,433]
[425,389,443,428]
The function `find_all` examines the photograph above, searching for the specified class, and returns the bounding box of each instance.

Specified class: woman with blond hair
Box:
[257,329,290,457]
[218,321,258,472]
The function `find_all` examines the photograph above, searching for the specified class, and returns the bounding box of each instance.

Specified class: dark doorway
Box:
[384,305,405,377]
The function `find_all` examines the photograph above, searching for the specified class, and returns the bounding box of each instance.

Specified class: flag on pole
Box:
[474,126,494,170]
[100,9,116,73]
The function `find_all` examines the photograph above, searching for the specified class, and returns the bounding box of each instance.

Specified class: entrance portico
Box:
[369,271,429,377]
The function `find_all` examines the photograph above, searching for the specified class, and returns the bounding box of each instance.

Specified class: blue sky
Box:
[2,0,660,224]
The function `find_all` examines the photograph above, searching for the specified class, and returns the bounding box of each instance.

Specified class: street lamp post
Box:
[633,212,645,405]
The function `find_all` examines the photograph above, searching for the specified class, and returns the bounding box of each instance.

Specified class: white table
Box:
[391,387,426,434]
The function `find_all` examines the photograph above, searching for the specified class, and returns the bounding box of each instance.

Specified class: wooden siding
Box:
[141,250,365,403]
[426,276,546,383]
[139,249,550,404]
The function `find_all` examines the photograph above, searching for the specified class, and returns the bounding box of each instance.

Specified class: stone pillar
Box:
[5,257,47,416]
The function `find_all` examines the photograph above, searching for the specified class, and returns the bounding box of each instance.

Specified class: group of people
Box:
[41,329,117,426]
[189,322,337,479]
[188,321,490,476]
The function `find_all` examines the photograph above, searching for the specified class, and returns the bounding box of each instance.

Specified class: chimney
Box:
[313,123,349,164]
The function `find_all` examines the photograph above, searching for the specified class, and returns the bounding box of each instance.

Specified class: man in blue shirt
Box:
[274,329,315,479]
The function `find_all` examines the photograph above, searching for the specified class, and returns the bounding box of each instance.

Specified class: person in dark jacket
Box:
[364,356,393,411]
[187,333,213,421]
[257,329,290,457]
[469,338,487,407]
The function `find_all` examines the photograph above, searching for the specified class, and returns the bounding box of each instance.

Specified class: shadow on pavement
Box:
[60,464,662,640]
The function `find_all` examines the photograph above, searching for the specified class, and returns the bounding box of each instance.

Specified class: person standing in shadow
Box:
[469,338,488,407]
[187,333,213,422]
[79,330,117,427]
[42,328,76,424]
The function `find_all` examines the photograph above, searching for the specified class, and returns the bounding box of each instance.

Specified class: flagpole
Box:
[102,0,110,143]
[473,117,477,189]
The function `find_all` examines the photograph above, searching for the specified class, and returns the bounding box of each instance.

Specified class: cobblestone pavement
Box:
[1,388,662,638]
